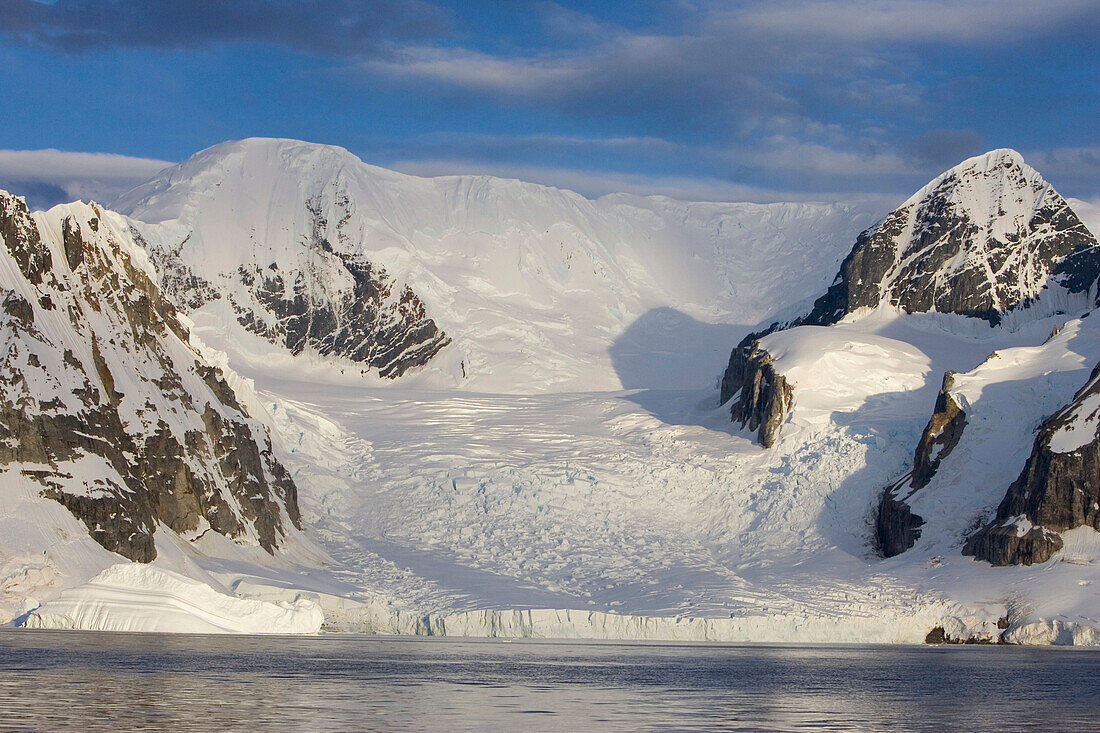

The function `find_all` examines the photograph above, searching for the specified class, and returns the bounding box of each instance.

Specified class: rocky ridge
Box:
[0,190,302,562]
[719,340,793,448]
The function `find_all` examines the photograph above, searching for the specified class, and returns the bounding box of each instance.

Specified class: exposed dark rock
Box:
[721,339,793,448]
[2,293,34,325]
[62,216,83,271]
[796,205,911,328]
[910,372,969,489]
[964,362,1100,566]
[133,228,222,311]
[925,626,948,644]
[875,372,969,557]
[0,193,51,285]
[963,522,1064,566]
[45,484,157,563]
[196,362,244,412]
[876,488,925,559]
[924,625,1003,644]
[0,190,302,562]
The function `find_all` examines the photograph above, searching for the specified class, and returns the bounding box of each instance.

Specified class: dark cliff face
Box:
[719,150,1100,449]
[141,193,450,379]
[0,191,302,562]
[797,206,912,328]
[720,339,793,449]
[875,372,969,557]
[964,362,1100,566]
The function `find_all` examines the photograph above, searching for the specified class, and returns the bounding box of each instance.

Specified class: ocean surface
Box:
[1,630,1098,731]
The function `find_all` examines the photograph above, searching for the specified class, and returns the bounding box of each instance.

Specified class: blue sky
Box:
[0,0,1097,207]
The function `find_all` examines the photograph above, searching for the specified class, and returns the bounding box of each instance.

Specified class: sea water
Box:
[1,630,1097,731]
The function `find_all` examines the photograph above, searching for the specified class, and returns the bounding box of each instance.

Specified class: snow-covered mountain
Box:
[707,149,1100,595]
[723,150,1100,447]
[3,140,1100,644]
[114,138,878,392]
[799,149,1099,326]
[0,189,303,563]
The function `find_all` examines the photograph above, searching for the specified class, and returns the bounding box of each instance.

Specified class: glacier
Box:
[5,139,1100,643]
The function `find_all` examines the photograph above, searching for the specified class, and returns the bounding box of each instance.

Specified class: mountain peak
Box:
[940,148,1031,179]
[901,148,1046,225]
[798,149,1097,327]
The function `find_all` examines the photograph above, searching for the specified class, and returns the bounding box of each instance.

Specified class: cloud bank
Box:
[0,149,173,209]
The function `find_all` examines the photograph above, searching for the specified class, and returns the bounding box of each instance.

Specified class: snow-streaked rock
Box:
[798,149,1099,327]
[965,359,1100,565]
[0,190,302,562]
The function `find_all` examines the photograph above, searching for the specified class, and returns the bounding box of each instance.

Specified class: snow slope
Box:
[243,305,1094,637]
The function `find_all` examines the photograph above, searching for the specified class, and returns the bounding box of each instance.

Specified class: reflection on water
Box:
[1,631,1098,731]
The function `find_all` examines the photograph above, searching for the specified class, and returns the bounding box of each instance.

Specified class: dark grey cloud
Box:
[727,0,1100,43]
[1025,147,1100,199]
[0,0,450,55]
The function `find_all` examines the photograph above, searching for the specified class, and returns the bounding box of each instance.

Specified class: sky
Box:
[0,0,1097,209]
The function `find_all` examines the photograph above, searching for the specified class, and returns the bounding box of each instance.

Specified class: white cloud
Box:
[364,46,580,96]
[0,149,173,209]
[731,140,912,177]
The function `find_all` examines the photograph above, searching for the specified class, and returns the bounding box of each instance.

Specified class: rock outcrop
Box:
[720,339,793,448]
[0,191,302,562]
[876,372,969,557]
[964,361,1100,565]
[720,149,1100,447]
[909,372,969,489]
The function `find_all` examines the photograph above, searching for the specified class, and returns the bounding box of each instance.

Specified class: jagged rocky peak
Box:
[720,150,1100,447]
[0,189,301,562]
[965,361,1100,566]
[800,149,1100,327]
[876,371,969,557]
[115,138,450,378]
